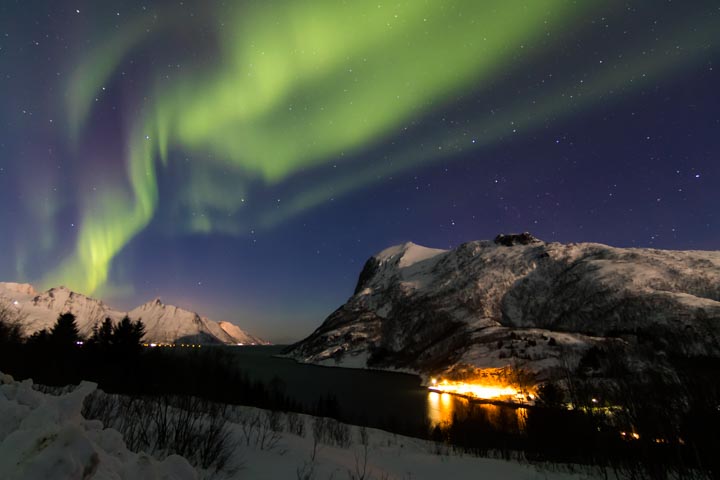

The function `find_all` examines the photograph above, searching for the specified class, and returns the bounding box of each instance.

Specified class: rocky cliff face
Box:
[0,283,266,345]
[286,234,720,383]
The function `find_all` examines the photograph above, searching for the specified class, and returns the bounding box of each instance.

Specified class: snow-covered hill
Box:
[0,283,266,345]
[286,234,720,383]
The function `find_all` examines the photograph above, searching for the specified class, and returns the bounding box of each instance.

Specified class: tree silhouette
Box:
[49,313,81,347]
[112,316,146,352]
[27,328,50,346]
[90,318,115,348]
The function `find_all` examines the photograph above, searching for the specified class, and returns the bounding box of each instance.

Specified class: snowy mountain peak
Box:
[45,285,74,296]
[0,282,37,296]
[375,242,447,268]
[0,282,266,345]
[138,297,164,309]
[493,232,543,246]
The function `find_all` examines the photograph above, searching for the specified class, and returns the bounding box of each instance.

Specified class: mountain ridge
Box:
[0,282,267,345]
[285,234,720,385]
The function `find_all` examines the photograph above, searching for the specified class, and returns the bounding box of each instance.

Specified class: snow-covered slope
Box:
[0,283,266,345]
[286,234,720,382]
[0,372,196,479]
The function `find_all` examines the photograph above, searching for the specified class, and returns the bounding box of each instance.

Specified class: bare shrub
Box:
[82,390,239,474]
[0,302,26,344]
[285,411,306,437]
[312,416,351,448]
[235,410,261,446]
[257,410,283,451]
[233,409,282,451]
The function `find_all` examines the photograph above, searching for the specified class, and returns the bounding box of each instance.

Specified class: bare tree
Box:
[0,301,26,344]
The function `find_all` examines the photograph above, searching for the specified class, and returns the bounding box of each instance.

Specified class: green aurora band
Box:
[43,0,718,294]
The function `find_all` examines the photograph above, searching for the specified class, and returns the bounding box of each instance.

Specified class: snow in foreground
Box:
[0,372,196,479]
[0,373,604,479]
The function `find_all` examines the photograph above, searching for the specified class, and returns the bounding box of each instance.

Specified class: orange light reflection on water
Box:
[427,391,457,426]
[427,392,529,432]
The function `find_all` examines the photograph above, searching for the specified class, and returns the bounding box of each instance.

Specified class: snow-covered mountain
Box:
[285,234,720,383]
[0,283,266,345]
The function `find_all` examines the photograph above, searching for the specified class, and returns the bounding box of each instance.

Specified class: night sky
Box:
[0,1,718,342]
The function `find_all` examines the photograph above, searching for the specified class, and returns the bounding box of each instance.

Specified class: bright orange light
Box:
[620,431,641,440]
[429,379,518,400]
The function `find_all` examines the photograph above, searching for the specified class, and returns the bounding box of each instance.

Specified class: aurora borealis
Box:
[1,1,718,341]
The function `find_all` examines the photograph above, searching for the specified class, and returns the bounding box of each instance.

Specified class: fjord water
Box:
[226,345,428,430]
[225,345,526,434]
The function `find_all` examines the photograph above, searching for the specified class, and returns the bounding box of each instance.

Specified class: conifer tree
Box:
[91,317,114,348]
[49,313,81,346]
[112,316,146,352]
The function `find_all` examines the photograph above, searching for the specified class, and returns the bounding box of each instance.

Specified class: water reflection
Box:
[427,391,461,426]
[427,392,529,432]
[517,407,528,431]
